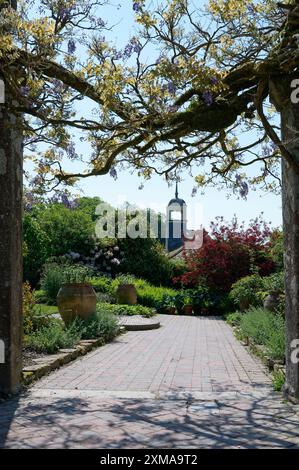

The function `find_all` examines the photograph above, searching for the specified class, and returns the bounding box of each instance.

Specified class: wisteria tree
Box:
[1,0,299,398]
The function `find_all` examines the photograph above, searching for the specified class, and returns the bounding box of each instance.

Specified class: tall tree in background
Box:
[1,0,299,398]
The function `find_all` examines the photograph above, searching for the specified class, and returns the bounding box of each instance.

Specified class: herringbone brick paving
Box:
[1,315,299,448]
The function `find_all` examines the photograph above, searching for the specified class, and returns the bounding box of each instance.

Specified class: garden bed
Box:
[226,308,286,392]
[22,333,125,386]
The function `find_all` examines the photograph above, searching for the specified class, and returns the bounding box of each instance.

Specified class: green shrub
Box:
[36,203,95,257]
[41,262,91,304]
[262,271,284,294]
[230,274,264,310]
[190,286,210,308]
[40,263,66,304]
[272,369,285,392]
[240,307,273,344]
[24,319,81,354]
[90,274,177,309]
[79,309,120,341]
[265,315,285,360]
[239,307,285,361]
[225,311,242,327]
[23,282,36,335]
[25,308,120,353]
[262,271,285,315]
[96,292,116,304]
[111,274,137,289]
[30,306,58,332]
[90,276,114,294]
[270,230,284,271]
[119,238,174,286]
[136,284,177,308]
[34,289,48,304]
[97,302,155,318]
[23,214,50,286]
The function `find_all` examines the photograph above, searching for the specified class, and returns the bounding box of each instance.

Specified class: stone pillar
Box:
[0,84,23,395]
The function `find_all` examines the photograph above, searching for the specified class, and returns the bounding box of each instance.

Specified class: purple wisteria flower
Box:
[167,82,177,95]
[52,79,66,96]
[132,41,142,54]
[202,91,213,106]
[20,85,30,97]
[239,181,249,199]
[235,174,249,199]
[68,39,76,54]
[123,38,142,59]
[23,191,38,212]
[61,193,70,206]
[58,192,79,209]
[247,5,256,14]
[49,194,60,204]
[66,142,78,160]
[210,76,218,85]
[59,7,73,21]
[123,43,133,58]
[113,50,123,61]
[109,168,118,180]
[270,141,278,151]
[191,187,198,198]
[91,17,106,27]
[167,105,179,113]
[133,2,141,12]
[30,175,44,187]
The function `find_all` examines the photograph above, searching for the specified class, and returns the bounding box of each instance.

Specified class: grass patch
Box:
[33,304,59,315]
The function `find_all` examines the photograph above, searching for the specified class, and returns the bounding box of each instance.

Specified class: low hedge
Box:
[227,307,285,361]
[90,275,177,309]
[97,302,155,318]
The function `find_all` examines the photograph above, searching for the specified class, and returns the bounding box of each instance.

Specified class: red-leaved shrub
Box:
[177,216,276,293]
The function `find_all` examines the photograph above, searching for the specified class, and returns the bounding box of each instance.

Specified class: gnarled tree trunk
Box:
[0,84,23,395]
[270,77,299,401]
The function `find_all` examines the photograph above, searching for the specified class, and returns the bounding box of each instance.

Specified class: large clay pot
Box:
[193,305,202,316]
[116,284,137,305]
[57,283,97,325]
[165,307,176,315]
[182,304,193,315]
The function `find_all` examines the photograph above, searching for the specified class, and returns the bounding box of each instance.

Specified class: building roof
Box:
[167,182,186,207]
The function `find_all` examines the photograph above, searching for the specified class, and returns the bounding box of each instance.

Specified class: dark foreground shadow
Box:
[0,392,299,449]
[0,394,21,447]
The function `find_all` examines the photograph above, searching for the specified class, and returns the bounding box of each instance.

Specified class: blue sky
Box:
[29,1,283,230]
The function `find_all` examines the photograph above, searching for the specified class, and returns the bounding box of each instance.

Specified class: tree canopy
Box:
[0,0,298,195]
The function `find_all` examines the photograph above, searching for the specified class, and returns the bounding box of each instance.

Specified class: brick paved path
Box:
[1,315,299,449]
[34,315,271,393]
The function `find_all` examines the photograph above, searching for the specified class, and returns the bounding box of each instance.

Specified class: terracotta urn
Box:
[165,307,176,315]
[116,284,137,305]
[182,304,193,315]
[57,283,97,325]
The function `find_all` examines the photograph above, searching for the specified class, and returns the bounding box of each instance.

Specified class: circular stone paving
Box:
[118,315,160,331]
